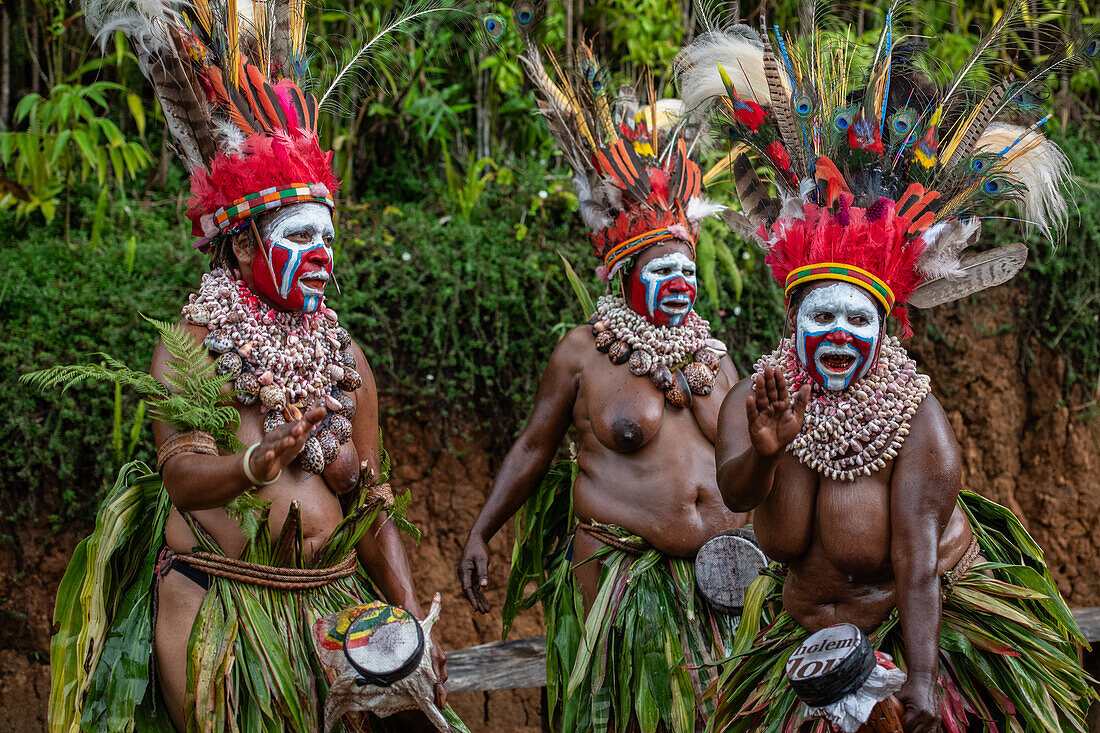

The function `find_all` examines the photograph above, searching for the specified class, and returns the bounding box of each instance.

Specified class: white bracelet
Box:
[243,442,281,487]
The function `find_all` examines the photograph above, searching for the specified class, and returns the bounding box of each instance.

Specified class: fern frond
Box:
[21,357,169,398]
[27,315,246,454]
[378,436,391,483]
[388,489,421,545]
[223,492,271,545]
[141,316,223,401]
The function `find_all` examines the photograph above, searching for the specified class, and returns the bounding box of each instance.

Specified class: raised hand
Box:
[746,366,810,458]
[458,534,491,614]
[245,405,327,484]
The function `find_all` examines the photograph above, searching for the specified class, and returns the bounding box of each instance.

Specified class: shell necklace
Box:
[753,336,932,481]
[181,268,358,474]
[589,295,727,408]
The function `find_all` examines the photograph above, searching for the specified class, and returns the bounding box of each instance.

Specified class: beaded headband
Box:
[212,184,334,232]
[604,227,696,274]
[784,262,896,316]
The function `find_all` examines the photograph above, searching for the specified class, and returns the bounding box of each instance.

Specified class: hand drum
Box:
[341,601,425,687]
[785,624,903,733]
[694,529,768,614]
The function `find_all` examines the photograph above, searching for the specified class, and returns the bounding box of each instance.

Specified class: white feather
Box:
[777,189,804,221]
[213,115,248,156]
[975,122,1071,240]
[686,195,726,223]
[917,218,982,280]
[675,29,784,114]
[83,0,181,50]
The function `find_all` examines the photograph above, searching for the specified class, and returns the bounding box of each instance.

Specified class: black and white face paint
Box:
[795,283,882,391]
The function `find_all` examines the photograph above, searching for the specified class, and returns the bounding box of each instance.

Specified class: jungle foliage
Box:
[1,0,1099,521]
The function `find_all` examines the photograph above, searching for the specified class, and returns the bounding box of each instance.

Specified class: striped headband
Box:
[212,184,334,232]
[604,227,695,274]
[784,262,895,315]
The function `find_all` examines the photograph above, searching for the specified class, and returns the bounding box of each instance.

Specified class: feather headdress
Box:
[83,0,447,249]
[515,13,724,281]
[676,3,1098,334]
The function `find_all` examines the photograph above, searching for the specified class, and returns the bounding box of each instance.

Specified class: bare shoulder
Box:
[716,353,739,390]
[547,324,592,373]
[892,392,961,512]
[722,369,755,409]
[901,393,960,465]
[150,320,211,381]
[347,340,377,389]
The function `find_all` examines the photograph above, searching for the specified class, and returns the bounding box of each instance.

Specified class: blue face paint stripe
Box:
[272,241,328,299]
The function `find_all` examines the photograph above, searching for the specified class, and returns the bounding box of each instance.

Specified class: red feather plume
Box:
[187,130,340,237]
[762,197,927,336]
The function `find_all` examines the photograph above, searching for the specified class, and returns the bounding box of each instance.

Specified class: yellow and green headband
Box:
[784,262,895,315]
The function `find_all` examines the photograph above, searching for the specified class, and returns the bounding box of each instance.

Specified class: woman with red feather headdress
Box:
[36,0,469,730]
[457,13,754,730]
[676,4,1097,732]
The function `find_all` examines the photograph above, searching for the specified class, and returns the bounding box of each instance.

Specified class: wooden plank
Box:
[444,636,547,693]
[1073,607,1100,643]
[445,609,1100,693]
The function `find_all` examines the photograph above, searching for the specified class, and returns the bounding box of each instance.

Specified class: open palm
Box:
[746,366,810,457]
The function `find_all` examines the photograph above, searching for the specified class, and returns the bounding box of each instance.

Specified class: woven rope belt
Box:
[576,520,648,556]
[941,536,983,599]
[168,550,359,591]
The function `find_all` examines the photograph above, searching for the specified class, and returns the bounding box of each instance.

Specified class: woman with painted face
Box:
[42,1,466,731]
[457,38,747,733]
[677,15,1094,733]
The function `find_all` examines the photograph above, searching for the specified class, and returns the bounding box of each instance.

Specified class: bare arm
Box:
[890,395,961,733]
[458,325,584,612]
[715,366,809,512]
[152,323,323,511]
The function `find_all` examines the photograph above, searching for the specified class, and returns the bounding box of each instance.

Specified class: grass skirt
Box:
[503,461,739,733]
[708,491,1095,733]
[49,462,467,733]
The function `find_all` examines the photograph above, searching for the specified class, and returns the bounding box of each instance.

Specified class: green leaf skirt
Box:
[707,491,1096,733]
[503,461,739,733]
[49,462,468,733]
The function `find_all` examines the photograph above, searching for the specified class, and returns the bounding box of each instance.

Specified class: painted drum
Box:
[694,530,768,614]
[785,623,876,707]
[339,601,425,687]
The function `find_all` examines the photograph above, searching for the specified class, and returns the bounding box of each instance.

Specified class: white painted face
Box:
[636,252,698,326]
[252,202,335,313]
[795,283,882,391]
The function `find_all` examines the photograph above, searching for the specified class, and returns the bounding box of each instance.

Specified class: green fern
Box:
[22,317,244,452]
[388,489,421,545]
[20,353,168,397]
[223,491,272,545]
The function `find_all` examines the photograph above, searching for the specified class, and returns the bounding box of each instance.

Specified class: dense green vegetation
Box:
[1,0,1098,524]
